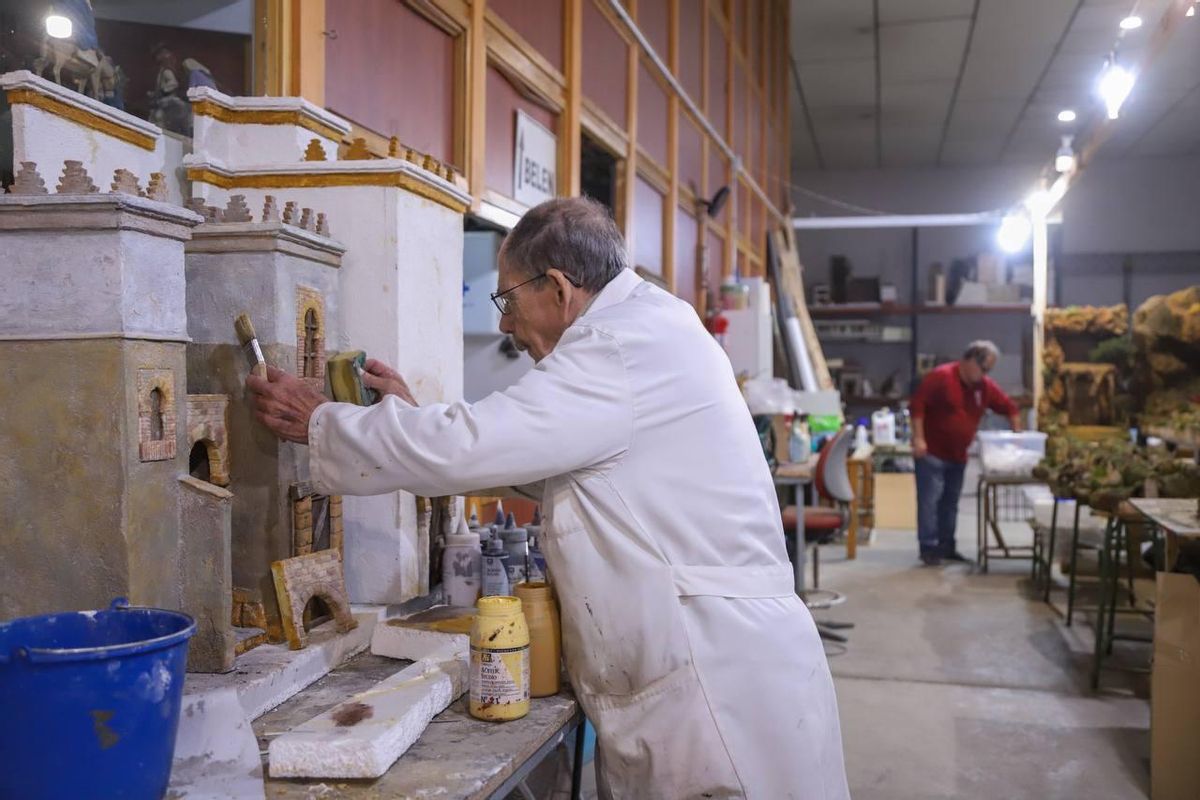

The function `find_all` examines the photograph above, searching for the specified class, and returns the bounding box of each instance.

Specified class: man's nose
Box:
[498,312,514,335]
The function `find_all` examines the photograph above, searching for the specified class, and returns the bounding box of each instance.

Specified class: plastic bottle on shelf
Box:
[789,414,812,464]
[442,516,481,607]
[855,418,870,449]
[871,407,896,446]
[481,537,510,597]
[501,512,529,585]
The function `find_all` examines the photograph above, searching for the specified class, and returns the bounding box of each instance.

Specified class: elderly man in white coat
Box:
[247,197,849,799]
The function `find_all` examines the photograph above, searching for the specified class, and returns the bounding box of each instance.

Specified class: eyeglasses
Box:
[490,271,582,315]
[975,355,993,374]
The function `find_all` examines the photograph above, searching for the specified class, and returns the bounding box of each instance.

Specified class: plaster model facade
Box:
[0,72,469,671]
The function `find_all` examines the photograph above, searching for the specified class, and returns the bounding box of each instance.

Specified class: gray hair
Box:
[498,197,628,293]
[963,340,1000,362]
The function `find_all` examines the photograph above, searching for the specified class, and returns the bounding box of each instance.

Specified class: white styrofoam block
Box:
[269,641,468,778]
[371,622,469,663]
[181,607,383,722]
[169,686,266,800]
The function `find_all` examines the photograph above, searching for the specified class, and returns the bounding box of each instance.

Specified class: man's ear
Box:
[546,268,571,305]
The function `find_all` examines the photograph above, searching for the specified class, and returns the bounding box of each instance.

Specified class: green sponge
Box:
[327,351,379,406]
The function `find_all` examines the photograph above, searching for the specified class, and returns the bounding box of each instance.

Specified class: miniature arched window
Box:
[294,287,325,380]
[149,388,165,440]
[303,308,319,378]
[137,369,176,462]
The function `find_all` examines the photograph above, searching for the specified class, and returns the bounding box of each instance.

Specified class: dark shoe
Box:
[942,551,970,563]
[920,553,942,567]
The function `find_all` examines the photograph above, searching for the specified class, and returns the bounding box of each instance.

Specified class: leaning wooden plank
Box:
[268,635,468,779]
[771,227,834,390]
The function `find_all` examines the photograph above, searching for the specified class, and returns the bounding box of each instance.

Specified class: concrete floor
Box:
[814,506,1152,800]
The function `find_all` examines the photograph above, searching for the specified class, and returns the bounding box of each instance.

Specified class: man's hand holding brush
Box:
[247,360,419,444]
[247,367,328,445]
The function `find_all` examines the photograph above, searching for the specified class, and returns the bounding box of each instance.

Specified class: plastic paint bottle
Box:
[514,582,561,697]
[442,517,481,607]
[501,513,529,585]
[469,596,530,721]
[481,537,510,597]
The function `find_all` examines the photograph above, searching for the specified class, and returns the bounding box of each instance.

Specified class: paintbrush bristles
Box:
[234,312,268,378]
[234,312,257,345]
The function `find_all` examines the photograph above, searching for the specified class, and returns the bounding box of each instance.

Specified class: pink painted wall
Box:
[485,67,557,200]
[583,0,628,127]
[325,0,455,164]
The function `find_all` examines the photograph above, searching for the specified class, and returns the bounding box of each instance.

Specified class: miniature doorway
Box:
[290,483,344,630]
[189,440,212,483]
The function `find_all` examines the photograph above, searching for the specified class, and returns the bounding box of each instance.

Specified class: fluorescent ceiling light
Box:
[997,213,1032,253]
[1188,5,1195,17]
[1098,61,1135,120]
[1119,15,1143,30]
[45,14,72,39]
[1057,109,1077,123]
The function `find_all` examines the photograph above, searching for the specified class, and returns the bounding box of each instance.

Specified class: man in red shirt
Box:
[909,340,1020,566]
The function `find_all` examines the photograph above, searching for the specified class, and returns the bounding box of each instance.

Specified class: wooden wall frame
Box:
[259,0,793,302]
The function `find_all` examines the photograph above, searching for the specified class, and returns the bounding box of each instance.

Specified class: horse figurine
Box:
[33,35,102,99]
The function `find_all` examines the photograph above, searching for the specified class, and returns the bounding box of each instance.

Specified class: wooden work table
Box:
[259,653,582,799]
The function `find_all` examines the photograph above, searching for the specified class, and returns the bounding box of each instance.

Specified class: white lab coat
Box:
[309,269,849,799]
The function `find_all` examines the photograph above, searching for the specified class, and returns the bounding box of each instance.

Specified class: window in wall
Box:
[137,369,176,462]
[294,287,325,382]
[633,176,665,275]
[303,309,318,378]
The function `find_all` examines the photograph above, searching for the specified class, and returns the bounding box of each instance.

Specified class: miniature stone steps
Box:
[233,625,268,656]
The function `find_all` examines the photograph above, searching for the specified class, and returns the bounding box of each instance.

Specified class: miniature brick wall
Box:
[295,286,326,382]
[270,549,357,650]
[186,394,231,485]
[137,368,177,461]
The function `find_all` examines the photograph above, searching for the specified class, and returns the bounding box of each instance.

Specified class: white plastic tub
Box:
[977,431,1047,479]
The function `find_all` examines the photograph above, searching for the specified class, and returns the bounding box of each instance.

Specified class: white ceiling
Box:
[789,0,1200,170]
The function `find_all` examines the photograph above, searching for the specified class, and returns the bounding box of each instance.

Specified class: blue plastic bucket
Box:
[0,598,195,800]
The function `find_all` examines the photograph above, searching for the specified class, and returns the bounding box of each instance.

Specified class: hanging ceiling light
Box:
[1057,109,1077,123]
[1119,15,1143,30]
[1097,58,1135,120]
[1055,135,1077,173]
[997,212,1032,253]
[45,14,72,39]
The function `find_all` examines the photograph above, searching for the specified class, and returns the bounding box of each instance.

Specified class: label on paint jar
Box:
[470,644,530,708]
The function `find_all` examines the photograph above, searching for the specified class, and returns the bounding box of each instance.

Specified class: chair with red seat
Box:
[781,426,855,610]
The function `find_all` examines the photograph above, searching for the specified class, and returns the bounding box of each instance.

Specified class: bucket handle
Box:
[0,598,133,664]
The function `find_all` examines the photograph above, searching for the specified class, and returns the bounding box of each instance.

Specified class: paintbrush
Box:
[234,311,267,378]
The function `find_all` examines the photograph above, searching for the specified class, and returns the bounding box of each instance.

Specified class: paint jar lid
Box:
[445,534,478,548]
[477,596,522,617]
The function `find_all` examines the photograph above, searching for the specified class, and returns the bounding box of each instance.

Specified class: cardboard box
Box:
[1152,572,1200,800]
[874,472,917,529]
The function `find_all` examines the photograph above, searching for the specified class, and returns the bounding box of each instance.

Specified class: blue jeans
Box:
[915,455,966,556]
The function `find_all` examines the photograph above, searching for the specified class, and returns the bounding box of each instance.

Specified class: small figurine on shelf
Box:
[147,43,191,135]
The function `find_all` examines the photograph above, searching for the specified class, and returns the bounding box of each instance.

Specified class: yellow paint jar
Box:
[469,596,530,721]
[514,582,561,698]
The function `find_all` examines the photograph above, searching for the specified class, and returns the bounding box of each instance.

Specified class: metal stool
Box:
[1090,507,1156,691]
